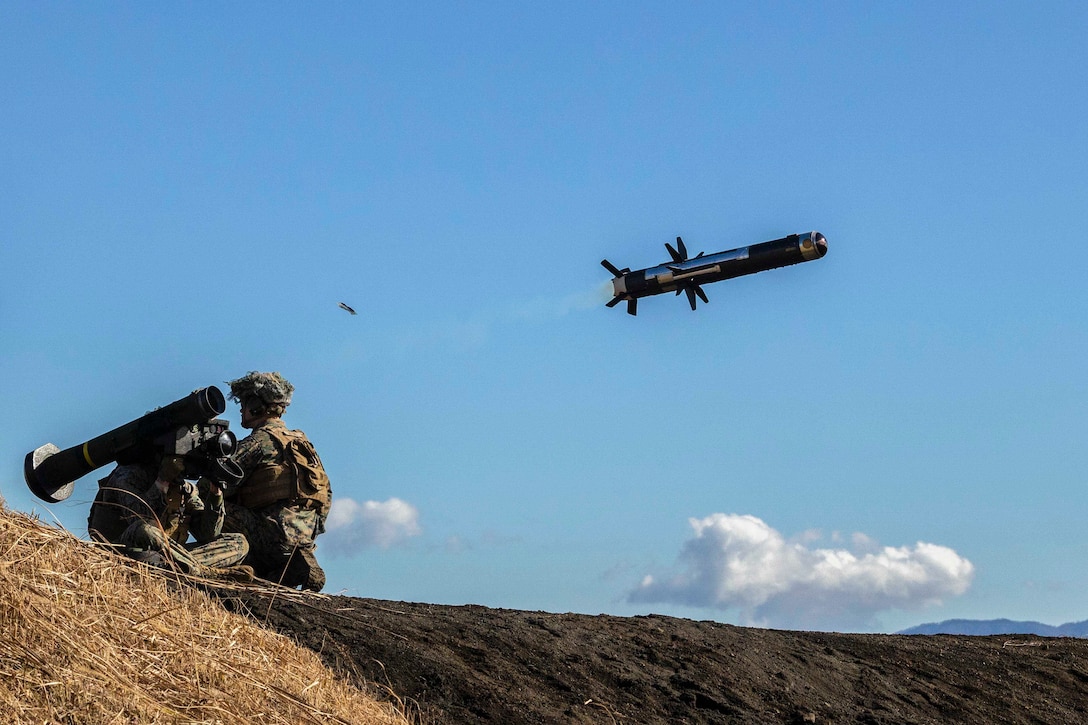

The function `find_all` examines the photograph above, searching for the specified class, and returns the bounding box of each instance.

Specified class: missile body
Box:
[602,231,827,315]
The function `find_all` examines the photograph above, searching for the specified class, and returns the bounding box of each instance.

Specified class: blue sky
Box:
[3,2,1086,633]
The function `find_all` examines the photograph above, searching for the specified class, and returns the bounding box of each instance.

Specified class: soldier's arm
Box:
[188,479,225,542]
[107,466,164,525]
[221,432,265,498]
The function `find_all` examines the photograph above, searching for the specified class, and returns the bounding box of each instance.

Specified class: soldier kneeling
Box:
[220,371,331,592]
[89,452,254,582]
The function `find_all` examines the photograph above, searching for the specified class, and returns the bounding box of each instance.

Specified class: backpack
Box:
[279,429,332,518]
[236,427,332,519]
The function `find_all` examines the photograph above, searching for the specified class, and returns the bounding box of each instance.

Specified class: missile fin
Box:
[661,241,678,264]
[606,296,622,308]
[680,283,709,311]
[676,236,688,261]
[627,299,638,316]
[601,259,624,277]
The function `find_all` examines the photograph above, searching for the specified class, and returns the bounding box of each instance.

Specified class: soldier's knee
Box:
[120,522,168,551]
[220,532,250,559]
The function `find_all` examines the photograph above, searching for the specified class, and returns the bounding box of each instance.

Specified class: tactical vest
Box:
[235,427,332,516]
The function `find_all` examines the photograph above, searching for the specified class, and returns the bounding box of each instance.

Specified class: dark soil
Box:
[229,592,1088,724]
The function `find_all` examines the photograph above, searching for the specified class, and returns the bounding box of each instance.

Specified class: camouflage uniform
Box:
[222,417,326,590]
[88,461,251,577]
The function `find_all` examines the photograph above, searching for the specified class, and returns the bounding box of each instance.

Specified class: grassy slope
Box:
[0,504,409,725]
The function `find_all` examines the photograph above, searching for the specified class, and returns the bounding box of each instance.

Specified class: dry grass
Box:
[0,504,410,724]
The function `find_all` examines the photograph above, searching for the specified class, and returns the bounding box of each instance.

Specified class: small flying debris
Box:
[338,302,357,315]
[601,231,828,315]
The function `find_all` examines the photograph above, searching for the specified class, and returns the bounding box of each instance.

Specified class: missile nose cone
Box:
[798,231,828,261]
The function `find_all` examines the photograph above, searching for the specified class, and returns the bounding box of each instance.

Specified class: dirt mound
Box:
[236,593,1088,724]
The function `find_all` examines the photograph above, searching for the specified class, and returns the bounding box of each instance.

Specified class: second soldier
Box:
[219,371,331,591]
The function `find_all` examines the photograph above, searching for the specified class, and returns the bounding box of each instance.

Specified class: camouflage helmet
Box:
[227,371,294,416]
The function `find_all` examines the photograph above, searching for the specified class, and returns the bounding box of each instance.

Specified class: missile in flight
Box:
[601,231,828,315]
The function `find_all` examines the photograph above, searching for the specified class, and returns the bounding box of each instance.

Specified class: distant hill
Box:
[899,618,1088,637]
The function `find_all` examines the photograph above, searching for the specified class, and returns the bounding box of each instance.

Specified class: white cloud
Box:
[628,513,974,630]
[324,497,422,554]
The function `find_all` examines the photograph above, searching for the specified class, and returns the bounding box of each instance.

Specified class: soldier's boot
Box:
[195,564,256,583]
[283,549,325,592]
[302,551,325,592]
[216,564,256,583]
[129,549,167,568]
